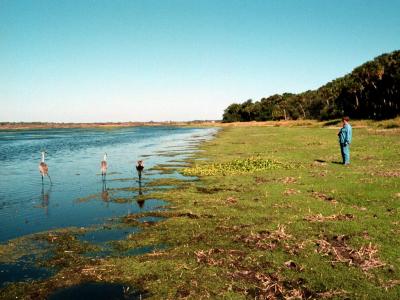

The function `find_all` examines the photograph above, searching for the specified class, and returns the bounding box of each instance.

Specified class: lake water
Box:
[0,126,217,243]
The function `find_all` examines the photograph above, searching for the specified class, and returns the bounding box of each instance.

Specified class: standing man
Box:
[338,116,352,165]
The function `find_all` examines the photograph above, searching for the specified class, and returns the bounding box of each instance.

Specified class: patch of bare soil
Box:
[283,189,300,196]
[315,235,385,271]
[255,176,298,185]
[229,269,348,299]
[382,279,400,290]
[272,203,292,209]
[228,269,313,299]
[304,214,354,222]
[374,170,400,177]
[281,177,297,184]
[284,260,303,271]
[215,225,250,235]
[312,160,327,167]
[194,248,336,299]
[310,191,337,204]
[196,186,224,194]
[226,197,237,205]
[361,155,376,161]
[351,205,367,211]
[234,225,292,251]
[255,177,273,184]
[194,248,245,267]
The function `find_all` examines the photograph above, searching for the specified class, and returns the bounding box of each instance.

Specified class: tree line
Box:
[222,50,400,122]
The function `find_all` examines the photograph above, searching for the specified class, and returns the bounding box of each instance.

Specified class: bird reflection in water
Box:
[101,180,110,204]
[136,179,145,208]
[40,184,51,215]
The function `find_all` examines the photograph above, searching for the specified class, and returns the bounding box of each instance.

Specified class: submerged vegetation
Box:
[223,50,400,122]
[1,124,400,299]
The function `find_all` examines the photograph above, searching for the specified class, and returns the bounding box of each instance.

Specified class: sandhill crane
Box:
[101,153,108,180]
[39,151,52,184]
[136,160,144,181]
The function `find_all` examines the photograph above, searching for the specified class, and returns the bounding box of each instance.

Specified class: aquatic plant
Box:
[182,157,291,176]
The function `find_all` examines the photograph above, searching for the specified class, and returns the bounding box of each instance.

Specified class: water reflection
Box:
[48,282,145,300]
[40,185,51,215]
[101,180,109,203]
[138,180,143,196]
[136,180,145,208]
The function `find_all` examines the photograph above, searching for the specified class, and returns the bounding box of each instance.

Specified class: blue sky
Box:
[1,0,399,122]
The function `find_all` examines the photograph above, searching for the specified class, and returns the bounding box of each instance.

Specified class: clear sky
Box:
[1,0,399,122]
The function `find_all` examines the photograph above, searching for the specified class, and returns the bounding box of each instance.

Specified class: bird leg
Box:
[102,179,107,191]
[47,174,53,185]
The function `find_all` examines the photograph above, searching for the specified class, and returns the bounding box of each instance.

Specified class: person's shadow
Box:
[314,159,326,163]
[315,158,343,165]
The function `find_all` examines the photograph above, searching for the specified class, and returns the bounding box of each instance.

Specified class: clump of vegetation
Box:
[223,50,400,121]
[377,117,400,129]
[182,157,291,176]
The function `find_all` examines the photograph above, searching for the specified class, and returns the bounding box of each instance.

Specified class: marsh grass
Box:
[1,125,400,299]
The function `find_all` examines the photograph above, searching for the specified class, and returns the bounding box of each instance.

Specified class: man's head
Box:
[342,116,350,125]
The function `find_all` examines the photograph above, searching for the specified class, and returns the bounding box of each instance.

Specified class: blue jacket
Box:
[338,123,352,145]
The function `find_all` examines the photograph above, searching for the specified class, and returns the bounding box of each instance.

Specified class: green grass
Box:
[1,125,399,299]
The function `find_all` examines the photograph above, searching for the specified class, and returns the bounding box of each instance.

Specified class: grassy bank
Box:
[2,125,400,299]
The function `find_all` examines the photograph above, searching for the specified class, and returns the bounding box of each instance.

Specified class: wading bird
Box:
[101,153,108,180]
[39,151,52,184]
[136,160,144,181]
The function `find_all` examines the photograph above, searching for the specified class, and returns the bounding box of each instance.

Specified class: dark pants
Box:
[340,143,350,164]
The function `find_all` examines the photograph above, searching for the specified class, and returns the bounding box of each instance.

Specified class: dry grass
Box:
[316,236,385,271]
[310,191,337,204]
[235,225,292,251]
[304,214,354,222]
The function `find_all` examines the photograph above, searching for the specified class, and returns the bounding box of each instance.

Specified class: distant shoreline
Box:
[0,121,220,130]
[1,118,398,130]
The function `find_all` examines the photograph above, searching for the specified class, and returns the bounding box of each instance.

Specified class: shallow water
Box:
[0,126,217,242]
[0,254,53,287]
[48,282,145,300]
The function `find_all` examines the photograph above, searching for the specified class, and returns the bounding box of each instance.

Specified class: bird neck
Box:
[41,153,45,163]
[104,154,107,161]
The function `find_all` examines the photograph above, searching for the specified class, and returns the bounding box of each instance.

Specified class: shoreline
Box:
[1,117,399,131]
[0,121,220,131]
